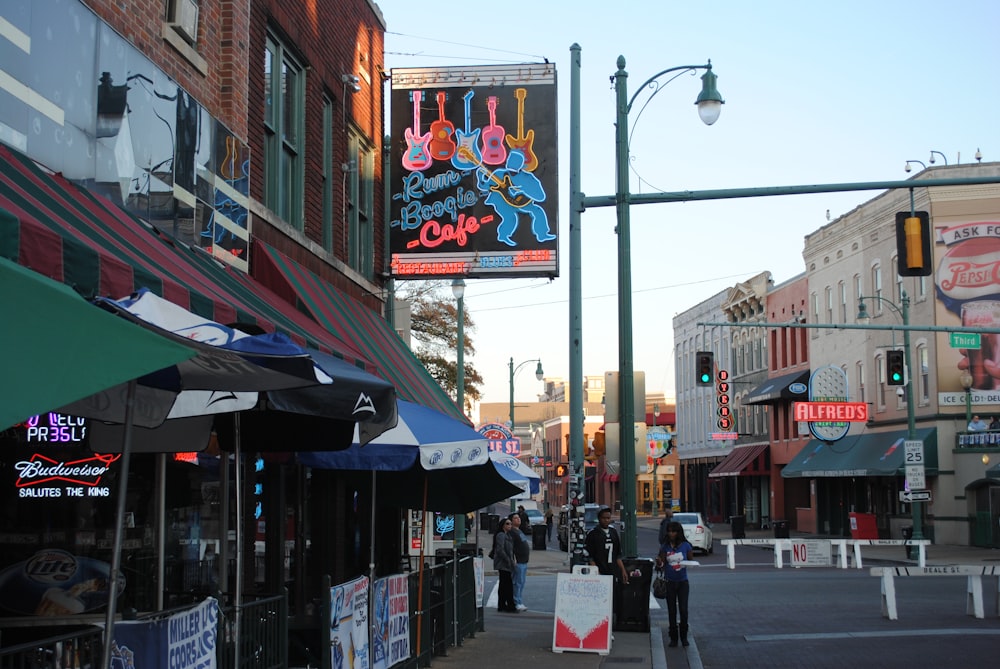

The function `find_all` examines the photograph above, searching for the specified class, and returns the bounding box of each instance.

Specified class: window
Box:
[893,257,903,303]
[839,281,847,323]
[346,126,375,277]
[263,34,305,229]
[322,96,333,251]
[872,265,883,307]
[856,361,865,405]
[919,345,929,403]
[825,286,833,324]
[854,274,863,304]
[876,354,886,408]
[810,292,819,324]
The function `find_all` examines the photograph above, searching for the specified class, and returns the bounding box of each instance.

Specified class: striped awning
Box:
[253,240,464,422]
[0,144,372,370]
[708,443,770,478]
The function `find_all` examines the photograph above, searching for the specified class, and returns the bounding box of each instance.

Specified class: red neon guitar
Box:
[451,89,482,170]
[429,91,456,161]
[402,90,432,172]
[480,96,507,166]
[505,88,538,171]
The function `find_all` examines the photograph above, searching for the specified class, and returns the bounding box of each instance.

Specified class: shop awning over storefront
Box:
[744,370,810,405]
[781,427,938,478]
[708,443,770,478]
[0,144,374,369]
[253,240,464,421]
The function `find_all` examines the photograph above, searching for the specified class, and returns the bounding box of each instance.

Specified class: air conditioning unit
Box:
[167,0,199,45]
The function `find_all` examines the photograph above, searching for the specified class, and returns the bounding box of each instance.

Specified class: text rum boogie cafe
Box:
[0,412,227,643]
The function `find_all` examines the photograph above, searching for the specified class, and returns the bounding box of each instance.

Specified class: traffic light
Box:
[895,211,932,276]
[886,350,905,385]
[592,431,606,458]
[696,351,714,386]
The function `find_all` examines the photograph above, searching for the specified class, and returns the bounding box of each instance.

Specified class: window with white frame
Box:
[872,264,883,307]
[919,345,929,402]
[839,281,847,323]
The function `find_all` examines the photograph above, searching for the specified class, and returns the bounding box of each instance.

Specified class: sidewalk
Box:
[445,515,999,669]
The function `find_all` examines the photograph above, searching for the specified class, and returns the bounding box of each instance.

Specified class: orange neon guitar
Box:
[480,96,507,166]
[402,91,432,171]
[429,91,456,161]
[505,88,538,171]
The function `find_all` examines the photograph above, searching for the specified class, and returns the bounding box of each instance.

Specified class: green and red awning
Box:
[0,144,372,370]
[254,240,463,422]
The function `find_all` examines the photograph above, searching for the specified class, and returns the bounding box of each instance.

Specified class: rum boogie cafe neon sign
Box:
[10,414,117,499]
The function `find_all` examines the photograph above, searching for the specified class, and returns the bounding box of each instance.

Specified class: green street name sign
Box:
[950,332,981,349]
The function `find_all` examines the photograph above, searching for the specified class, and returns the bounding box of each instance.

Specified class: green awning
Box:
[781,427,938,478]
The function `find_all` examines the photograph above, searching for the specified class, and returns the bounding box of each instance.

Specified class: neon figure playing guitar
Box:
[480,96,507,166]
[429,91,456,161]
[505,88,538,171]
[402,90,432,172]
[470,147,554,247]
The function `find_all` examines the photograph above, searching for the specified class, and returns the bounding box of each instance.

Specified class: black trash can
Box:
[480,512,490,531]
[614,558,653,632]
[730,515,746,539]
[773,520,790,539]
[488,514,500,534]
[901,526,913,558]
[532,524,547,550]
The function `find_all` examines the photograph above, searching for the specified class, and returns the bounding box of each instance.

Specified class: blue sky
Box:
[376,0,1000,414]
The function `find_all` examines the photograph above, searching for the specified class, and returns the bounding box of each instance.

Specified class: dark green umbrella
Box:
[0,256,196,430]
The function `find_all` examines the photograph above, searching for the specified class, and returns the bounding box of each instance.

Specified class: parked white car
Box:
[673,512,714,554]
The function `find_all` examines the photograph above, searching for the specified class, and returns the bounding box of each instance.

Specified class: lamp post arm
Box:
[859,294,905,320]
[626,63,714,113]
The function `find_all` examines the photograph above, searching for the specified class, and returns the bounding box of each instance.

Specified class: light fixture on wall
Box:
[341,73,361,94]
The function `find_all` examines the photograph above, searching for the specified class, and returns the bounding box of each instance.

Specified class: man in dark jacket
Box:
[657,508,675,546]
[509,513,531,611]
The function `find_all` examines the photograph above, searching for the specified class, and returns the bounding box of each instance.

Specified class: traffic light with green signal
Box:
[696,351,714,386]
[886,349,905,385]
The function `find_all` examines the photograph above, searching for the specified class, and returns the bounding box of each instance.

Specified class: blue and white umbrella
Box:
[489,451,541,494]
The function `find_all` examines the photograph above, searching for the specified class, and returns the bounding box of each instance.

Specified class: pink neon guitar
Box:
[505,88,538,171]
[451,89,482,170]
[480,96,507,166]
[402,91,432,171]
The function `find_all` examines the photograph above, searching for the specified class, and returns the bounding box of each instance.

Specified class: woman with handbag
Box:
[656,521,693,647]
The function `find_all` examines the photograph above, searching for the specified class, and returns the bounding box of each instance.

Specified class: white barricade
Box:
[722,538,931,569]
[870,565,1000,620]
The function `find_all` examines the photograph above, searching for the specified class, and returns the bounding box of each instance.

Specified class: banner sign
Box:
[111,596,218,668]
[477,423,520,456]
[373,574,410,669]
[389,64,559,279]
[330,576,370,669]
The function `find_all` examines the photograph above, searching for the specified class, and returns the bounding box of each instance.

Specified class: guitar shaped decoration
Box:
[402,90,432,172]
[451,90,482,170]
[429,91,456,161]
[458,146,530,208]
[480,96,507,166]
[505,88,538,171]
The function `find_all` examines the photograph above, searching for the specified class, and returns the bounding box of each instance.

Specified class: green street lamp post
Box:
[960,370,973,427]
[452,279,466,546]
[857,291,923,558]
[610,56,723,556]
[509,357,544,430]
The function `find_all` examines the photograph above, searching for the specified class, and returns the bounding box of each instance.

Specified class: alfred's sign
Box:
[794,402,869,423]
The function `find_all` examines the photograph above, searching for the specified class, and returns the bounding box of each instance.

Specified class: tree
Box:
[396,280,483,412]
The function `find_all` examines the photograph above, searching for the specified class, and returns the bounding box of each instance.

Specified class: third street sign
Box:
[793,401,869,422]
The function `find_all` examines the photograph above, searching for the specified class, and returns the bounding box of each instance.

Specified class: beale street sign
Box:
[793,402,869,423]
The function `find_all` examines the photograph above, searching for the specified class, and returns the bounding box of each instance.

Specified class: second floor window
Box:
[263,34,304,229]
[346,126,375,277]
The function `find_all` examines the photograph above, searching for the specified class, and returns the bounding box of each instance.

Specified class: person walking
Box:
[585,507,629,623]
[657,507,675,545]
[657,521,694,647]
[545,507,554,542]
[517,504,530,530]
[492,518,517,612]
[509,513,531,611]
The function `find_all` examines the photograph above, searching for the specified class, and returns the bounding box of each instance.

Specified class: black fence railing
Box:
[0,626,103,669]
[957,430,1000,448]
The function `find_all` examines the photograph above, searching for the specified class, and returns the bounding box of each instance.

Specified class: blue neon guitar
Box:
[451,89,482,170]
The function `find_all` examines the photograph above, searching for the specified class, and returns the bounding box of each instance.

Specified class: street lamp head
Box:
[960,370,974,391]
[856,300,871,325]
[695,64,724,126]
[534,360,544,380]
[451,278,466,300]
